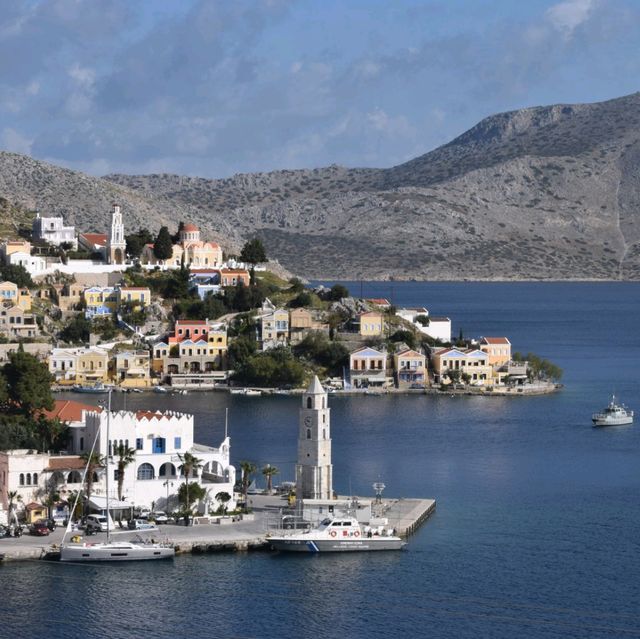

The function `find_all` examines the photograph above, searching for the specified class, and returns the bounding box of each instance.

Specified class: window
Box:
[307,397,312,409]
[26,473,31,485]
[306,428,311,440]
[152,437,166,454]
[80,436,84,451]
[33,473,37,484]
[136,438,143,451]
[174,437,181,450]
[137,463,155,480]
[19,473,24,486]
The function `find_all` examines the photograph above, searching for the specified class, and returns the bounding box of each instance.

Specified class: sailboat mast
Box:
[105,389,112,541]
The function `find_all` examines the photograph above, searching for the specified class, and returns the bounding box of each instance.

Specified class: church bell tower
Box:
[296,376,333,501]
[107,203,126,265]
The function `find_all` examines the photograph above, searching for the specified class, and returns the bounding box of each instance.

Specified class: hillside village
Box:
[0,203,564,396]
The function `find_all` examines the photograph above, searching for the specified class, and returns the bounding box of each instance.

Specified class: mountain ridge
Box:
[2,91,640,280]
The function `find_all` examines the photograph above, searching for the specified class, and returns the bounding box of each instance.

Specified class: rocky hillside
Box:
[2,92,640,280]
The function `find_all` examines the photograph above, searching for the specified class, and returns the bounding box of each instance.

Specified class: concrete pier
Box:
[0,494,436,562]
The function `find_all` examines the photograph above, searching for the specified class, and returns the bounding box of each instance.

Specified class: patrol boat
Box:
[592,395,634,427]
[268,515,406,553]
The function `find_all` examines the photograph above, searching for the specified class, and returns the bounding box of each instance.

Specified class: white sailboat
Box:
[59,391,175,562]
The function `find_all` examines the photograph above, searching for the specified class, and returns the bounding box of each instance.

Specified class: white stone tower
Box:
[296,375,333,501]
[107,203,126,264]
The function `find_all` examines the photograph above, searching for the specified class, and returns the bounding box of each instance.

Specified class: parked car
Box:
[85,514,109,533]
[149,511,168,524]
[134,508,151,520]
[29,519,51,536]
[127,519,156,531]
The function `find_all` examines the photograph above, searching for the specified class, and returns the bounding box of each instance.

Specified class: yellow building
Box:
[117,287,151,308]
[0,281,18,305]
[431,348,494,386]
[394,349,427,388]
[83,287,118,316]
[76,348,110,384]
[479,337,512,368]
[358,311,384,337]
[115,351,152,388]
[0,240,32,260]
[141,224,223,267]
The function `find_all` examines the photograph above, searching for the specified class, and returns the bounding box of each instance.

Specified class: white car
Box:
[85,514,109,532]
[150,511,168,524]
[127,519,157,531]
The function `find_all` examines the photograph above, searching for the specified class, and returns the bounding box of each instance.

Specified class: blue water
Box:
[2,282,640,639]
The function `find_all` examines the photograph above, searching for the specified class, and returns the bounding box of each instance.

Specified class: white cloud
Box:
[68,63,95,88]
[2,127,33,155]
[546,0,596,37]
[366,108,414,137]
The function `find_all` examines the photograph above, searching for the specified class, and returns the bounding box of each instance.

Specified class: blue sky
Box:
[1,0,639,178]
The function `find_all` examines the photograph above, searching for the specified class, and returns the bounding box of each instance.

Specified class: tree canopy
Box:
[3,351,54,416]
[0,264,34,289]
[153,226,174,261]
[239,238,267,266]
[125,228,153,258]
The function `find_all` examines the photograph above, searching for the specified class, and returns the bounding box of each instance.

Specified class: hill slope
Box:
[2,92,640,280]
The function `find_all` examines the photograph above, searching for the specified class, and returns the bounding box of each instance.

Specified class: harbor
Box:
[0,495,436,561]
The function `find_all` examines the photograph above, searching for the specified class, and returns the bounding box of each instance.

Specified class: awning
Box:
[88,495,134,511]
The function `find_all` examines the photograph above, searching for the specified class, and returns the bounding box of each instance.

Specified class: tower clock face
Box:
[304,416,312,426]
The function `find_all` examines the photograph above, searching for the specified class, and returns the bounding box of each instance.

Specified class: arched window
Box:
[307,397,312,409]
[26,473,31,485]
[323,429,326,439]
[80,436,84,451]
[67,471,82,484]
[19,473,24,486]
[306,428,311,440]
[322,397,326,409]
[322,414,326,423]
[159,462,177,478]
[137,463,155,480]
[33,473,38,485]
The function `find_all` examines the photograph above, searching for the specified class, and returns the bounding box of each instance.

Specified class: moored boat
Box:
[268,515,406,553]
[592,395,634,426]
[72,382,110,394]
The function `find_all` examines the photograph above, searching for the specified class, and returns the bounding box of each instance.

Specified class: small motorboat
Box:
[153,386,169,394]
[72,382,110,394]
[592,395,634,426]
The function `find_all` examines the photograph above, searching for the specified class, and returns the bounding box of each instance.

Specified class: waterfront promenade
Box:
[0,495,436,561]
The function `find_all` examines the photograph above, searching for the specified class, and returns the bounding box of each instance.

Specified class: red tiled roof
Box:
[40,399,102,423]
[136,410,168,421]
[80,233,107,247]
[45,456,86,471]
[482,337,510,345]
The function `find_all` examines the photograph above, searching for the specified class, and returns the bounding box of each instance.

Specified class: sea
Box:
[2,282,640,639]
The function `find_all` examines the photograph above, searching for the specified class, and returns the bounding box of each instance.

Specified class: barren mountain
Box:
[2,92,640,280]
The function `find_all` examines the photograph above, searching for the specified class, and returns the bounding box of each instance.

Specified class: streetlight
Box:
[163,480,174,512]
[373,481,386,504]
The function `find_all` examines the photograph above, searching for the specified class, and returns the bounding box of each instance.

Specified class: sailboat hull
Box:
[60,541,175,562]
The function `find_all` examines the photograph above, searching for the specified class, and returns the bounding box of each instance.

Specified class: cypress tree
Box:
[153,226,174,261]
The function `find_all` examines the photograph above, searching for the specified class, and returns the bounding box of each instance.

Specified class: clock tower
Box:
[296,375,333,501]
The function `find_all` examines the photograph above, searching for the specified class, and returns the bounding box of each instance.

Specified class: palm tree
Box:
[262,464,279,494]
[80,451,105,516]
[178,452,203,513]
[114,444,136,500]
[240,460,257,508]
[215,491,232,515]
[7,490,21,526]
[66,489,84,521]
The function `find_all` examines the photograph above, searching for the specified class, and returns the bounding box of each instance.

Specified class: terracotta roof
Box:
[482,337,511,345]
[119,287,150,291]
[40,399,102,423]
[367,298,390,306]
[182,223,199,232]
[45,456,86,471]
[25,502,45,510]
[136,410,168,421]
[220,269,249,274]
[176,320,208,325]
[80,233,107,247]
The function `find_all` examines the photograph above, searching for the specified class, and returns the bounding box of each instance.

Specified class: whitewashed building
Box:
[32,213,77,249]
[396,307,452,343]
[4,251,47,276]
[83,408,236,511]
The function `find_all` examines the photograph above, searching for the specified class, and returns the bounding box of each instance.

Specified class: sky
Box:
[1,0,639,179]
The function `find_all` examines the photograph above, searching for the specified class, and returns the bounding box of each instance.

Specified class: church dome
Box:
[183,223,199,232]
